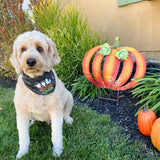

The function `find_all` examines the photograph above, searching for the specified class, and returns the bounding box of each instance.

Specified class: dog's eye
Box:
[22,47,27,52]
[37,46,43,53]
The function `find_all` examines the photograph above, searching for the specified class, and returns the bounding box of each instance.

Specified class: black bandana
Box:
[22,70,56,95]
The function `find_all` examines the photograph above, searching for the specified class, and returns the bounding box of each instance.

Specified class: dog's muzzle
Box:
[26,58,36,67]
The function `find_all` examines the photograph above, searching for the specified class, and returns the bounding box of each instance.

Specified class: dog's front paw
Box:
[16,149,28,159]
[52,145,64,157]
[64,115,73,125]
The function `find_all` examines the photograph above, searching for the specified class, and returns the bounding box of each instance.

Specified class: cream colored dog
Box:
[10,31,73,159]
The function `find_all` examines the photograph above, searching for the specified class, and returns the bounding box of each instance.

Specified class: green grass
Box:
[0,85,159,160]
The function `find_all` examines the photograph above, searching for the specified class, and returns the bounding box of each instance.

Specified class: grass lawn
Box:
[0,85,159,160]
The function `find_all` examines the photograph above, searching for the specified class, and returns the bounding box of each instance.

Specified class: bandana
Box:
[22,70,56,95]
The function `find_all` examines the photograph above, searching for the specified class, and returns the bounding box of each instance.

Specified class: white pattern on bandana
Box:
[22,71,56,95]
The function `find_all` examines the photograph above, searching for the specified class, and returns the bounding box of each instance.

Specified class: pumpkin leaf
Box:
[98,43,111,56]
[115,49,129,60]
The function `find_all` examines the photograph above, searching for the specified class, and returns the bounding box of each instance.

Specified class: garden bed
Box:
[75,61,160,154]
[74,90,157,152]
[0,61,160,155]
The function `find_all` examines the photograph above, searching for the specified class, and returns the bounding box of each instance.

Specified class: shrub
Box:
[0,0,34,78]
[72,75,110,101]
[0,0,109,100]
[132,68,160,115]
[31,0,105,87]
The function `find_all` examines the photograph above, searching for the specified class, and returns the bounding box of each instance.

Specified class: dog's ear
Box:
[47,38,60,68]
[10,48,22,74]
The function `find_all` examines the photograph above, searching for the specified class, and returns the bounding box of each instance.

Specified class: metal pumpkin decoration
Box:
[82,38,146,90]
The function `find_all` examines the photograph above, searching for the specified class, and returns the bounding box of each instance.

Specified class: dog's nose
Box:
[26,58,36,66]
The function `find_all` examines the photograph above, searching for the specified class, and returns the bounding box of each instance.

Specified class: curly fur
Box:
[10,31,73,159]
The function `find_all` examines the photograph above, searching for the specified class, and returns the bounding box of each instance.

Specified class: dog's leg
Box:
[16,114,30,159]
[64,91,73,125]
[50,109,64,157]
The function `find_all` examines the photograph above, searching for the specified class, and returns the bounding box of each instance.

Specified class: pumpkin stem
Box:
[143,105,148,112]
[113,37,120,49]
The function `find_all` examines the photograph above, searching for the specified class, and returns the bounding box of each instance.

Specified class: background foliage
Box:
[72,75,111,101]
[31,0,109,99]
[0,0,34,78]
[0,0,109,100]
[31,0,104,86]
[132,68,160,115]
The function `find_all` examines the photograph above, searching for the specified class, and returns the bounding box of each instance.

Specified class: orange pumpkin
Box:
[138,107,157,136]
[82,44,146,90]
[151,118,160,151]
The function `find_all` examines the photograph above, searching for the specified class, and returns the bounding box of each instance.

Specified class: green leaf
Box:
[71,75,111,101]
[135,96,150,105]
[150,101,160,112]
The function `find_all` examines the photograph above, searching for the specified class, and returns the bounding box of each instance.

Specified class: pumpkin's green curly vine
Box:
[98,43,111,56]
[115,49,129,60]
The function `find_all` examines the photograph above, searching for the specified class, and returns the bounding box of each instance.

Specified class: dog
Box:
[10,31,73,159]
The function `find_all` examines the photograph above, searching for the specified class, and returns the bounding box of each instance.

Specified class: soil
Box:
[1,61,160,154]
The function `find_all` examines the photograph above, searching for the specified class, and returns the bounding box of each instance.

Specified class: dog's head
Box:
[10,31,60,77]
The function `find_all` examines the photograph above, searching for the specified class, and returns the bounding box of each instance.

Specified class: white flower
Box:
[22,0,35,24]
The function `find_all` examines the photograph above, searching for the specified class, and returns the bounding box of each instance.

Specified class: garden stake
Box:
[82,37,146,105]
[82,37,146,90]
[97,89,124,106]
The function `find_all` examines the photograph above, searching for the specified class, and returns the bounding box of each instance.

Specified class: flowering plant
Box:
[0,0,34,78]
